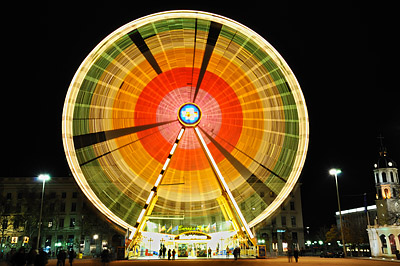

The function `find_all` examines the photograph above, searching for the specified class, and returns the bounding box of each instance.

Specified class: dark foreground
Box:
[4,256,394,266]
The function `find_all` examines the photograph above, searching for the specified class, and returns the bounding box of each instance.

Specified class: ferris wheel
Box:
[62,10,309,246]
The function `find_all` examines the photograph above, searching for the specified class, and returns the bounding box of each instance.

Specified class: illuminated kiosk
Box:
[62,11,309,258]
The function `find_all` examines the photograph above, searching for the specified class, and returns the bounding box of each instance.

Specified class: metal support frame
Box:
[194,127,256,245]
[126,127,185,252]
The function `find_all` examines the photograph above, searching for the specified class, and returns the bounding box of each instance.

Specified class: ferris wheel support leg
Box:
[194,127,256,246]
[126,127,186,256]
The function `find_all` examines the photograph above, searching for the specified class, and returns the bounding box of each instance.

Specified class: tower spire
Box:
[377,134,387,157]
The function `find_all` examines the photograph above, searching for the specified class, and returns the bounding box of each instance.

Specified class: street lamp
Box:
[37,174,50,249]
[93,234,99,253]
[329,169,347,257]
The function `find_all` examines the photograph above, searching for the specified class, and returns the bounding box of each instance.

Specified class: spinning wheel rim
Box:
[62,10,309,233]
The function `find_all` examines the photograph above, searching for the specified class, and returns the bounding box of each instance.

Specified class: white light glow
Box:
[154,174,163,187]
[329,169,341,175]
[129,230,135,240]
[335,205,376,216]
[137,209,146,223]
[38,174,51,181]
[146,191,155,205]
[162,158,171,171]
[170,143,178,155]
[177,128,185,140]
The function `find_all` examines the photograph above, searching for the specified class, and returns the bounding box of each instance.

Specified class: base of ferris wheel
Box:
[124,126,262,259]
[124,194,259,259]
[124,224,258,260]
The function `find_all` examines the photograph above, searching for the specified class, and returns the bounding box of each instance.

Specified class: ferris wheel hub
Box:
[178,103,202,127]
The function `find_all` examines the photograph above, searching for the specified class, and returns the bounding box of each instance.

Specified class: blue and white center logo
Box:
[178,103,202,127]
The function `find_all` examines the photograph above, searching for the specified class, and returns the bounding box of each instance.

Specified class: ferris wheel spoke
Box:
[197,126,275,204]
[73,119,177,149]
[189,18,198,102]
[128,29,162,75]
[199,126,286,183]
[129,127,185,242]
[192,21,222,103]
[194,127,255,242]
[79,122,177,167]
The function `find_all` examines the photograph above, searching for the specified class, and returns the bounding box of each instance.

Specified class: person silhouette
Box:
[294,248,299,263]
[172,249,176,260]
[68,249,75,266]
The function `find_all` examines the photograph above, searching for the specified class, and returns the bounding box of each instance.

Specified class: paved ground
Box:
[2,256,399,265]
[44,256,400,265]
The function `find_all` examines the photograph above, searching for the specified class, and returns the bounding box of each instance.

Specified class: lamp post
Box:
[37,174,50,249]
[93,234,99,253]
[329,169,347,257]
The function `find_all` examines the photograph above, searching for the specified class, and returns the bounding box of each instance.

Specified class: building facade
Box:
[1,176,305,259]
[367,146,400,257]
[0,177,124,258]
[255,183,305,255]
[334,205,377,255]
[334,144,400,258]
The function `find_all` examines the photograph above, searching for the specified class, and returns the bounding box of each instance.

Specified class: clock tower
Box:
[373,142,400,226]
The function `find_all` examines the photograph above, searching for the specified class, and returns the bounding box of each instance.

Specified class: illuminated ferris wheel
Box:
[62,10,309,248]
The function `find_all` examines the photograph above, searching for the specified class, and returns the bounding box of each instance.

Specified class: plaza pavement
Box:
[33,256,400,265]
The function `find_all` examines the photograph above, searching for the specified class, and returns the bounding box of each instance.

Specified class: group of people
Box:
[287,248,300,263]
[56,249,75,266]
[5,247,75,266]
[157,246,242,260]
[158,246,176,260]
[6,248,48,266]
[5,247,112,266]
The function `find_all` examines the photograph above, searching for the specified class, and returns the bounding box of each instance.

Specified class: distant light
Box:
[38,174,51,181]
[329,169,341,175]
[388,162,393,167]
[318,240,323,245]
[93,234,99,240]
[374,164,377,168]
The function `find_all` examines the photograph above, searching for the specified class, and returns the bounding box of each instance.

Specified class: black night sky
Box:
[5,1,399,234]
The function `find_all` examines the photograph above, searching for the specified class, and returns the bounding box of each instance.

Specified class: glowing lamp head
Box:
[329,169,342,176]
[38,174,51,182]
[178,103,202,127]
